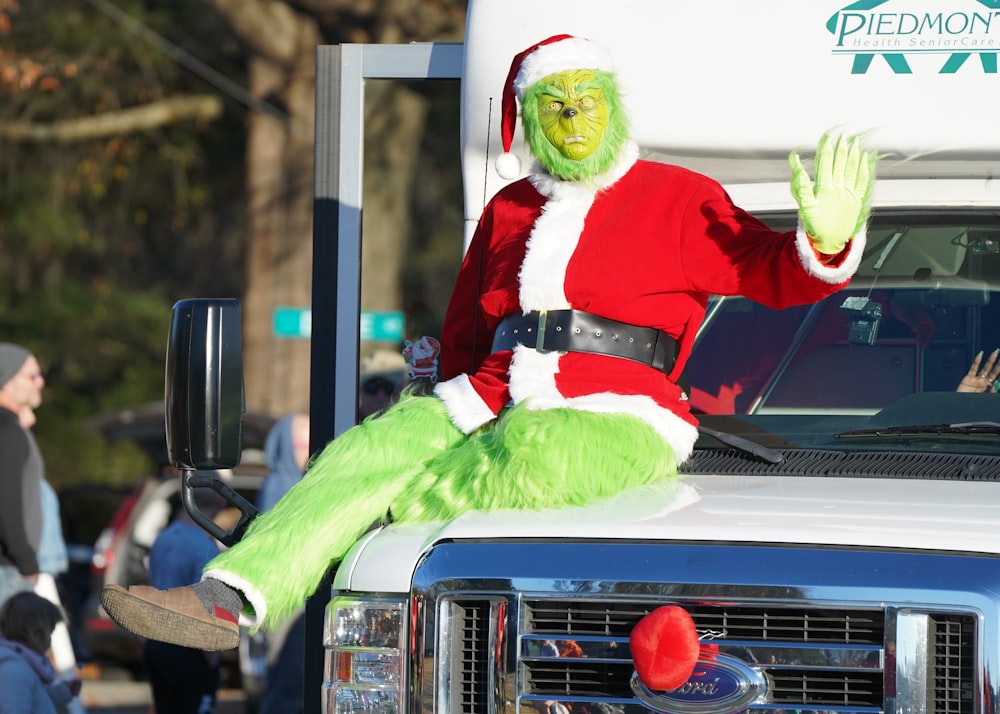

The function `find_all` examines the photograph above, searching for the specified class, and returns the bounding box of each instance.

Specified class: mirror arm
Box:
[181,470,259,548]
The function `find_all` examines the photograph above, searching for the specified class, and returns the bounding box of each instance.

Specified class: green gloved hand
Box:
[789,132,876,255]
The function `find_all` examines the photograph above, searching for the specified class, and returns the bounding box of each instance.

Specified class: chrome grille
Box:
[526,659,634,698]
[766,669,882,707]
[519,602,974,711]
[413,542,990,714]
[449,599,491,712]
[933,614,976,714]
[527,600,648,637]
[528,601,885,643]
[685,605,884,643]
[523,600,890,707]
[439,597,508,714]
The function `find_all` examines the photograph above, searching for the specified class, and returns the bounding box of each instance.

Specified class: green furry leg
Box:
[206,397,675,629]
[391,403,677,522]
[207,394,462,628]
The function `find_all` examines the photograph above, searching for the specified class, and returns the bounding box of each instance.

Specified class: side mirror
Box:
[165,298,258,545]
[165,298,245,469]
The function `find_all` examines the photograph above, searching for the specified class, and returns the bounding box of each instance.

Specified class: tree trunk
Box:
[361,81,430,343]
[231,0,463,417]
[243,74,431,414]
[243,28,318,415]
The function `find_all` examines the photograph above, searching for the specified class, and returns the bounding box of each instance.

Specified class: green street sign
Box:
[273,307,312,338]
[360,310,405,341]
[273,308,405,341]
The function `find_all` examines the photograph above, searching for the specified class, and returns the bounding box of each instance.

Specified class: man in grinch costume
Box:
[103,35,875,680]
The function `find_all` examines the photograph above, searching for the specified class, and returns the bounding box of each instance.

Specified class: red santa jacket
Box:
[433,143,864,463]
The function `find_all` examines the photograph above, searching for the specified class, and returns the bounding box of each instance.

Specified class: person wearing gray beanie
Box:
[0,343,45,611]
[0,343,31,391]
[0,346,82,712]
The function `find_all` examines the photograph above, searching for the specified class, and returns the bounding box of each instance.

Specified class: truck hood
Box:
[334,473,1000,593]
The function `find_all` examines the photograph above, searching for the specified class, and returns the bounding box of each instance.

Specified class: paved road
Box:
[81,677,247,714]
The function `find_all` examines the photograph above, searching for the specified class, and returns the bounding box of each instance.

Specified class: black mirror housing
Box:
[165,298,245,469]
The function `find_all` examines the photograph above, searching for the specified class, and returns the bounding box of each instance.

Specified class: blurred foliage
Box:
[0,0,469,502]
[0,0,248,488]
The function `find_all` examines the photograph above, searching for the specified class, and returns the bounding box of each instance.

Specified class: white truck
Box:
[167,1,1000,712]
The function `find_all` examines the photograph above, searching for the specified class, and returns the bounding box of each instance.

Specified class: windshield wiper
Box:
[699,425,785,464]
[834,422,1000,439]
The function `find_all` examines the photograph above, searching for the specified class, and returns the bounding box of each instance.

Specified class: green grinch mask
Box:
[522,69,629,181]
[537,69,608,160]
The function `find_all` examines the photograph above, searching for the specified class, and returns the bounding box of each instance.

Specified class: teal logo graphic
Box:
[828,0,1000,74]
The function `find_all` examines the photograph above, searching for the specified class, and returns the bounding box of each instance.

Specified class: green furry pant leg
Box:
[391,402,677,523]
[205,394,463,629]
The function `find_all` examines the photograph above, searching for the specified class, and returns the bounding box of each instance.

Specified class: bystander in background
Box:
[19,406,86,714]
[143,485,227,714]
[256,413,311,513]
[0,590,81,714]
[0,344,45,607]
[256,413,311,714]
[357,349,409,421]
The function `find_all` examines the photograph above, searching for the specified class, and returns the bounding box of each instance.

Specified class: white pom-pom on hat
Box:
[495,152,522,180]
[495,34,615,179]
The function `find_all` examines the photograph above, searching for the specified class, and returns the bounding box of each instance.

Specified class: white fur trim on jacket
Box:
[203,568,267,629]
[518,188,592,310]
[528,141,639,198]
[521,142,639,311]
[434,374,497,434]
[795,219,866,284]
[508,346,699,463]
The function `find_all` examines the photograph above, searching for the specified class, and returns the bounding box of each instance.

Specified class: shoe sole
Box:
[100,585,239,651]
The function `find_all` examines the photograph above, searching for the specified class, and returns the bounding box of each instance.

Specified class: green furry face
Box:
[522,69,629,181]
[536,70,608,161]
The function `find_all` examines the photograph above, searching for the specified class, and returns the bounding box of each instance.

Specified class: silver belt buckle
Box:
[536,310,549,352]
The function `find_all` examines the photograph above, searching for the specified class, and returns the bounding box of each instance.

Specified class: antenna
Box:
[482,97,493,206]
[470,98,494,374]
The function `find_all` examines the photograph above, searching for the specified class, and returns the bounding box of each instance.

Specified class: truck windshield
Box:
[688,210,1000,456]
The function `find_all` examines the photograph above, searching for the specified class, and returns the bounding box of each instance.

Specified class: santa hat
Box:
[495,35,616,180]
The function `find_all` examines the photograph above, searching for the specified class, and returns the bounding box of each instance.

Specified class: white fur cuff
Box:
[795,219,866,284]
[433,374,497,433]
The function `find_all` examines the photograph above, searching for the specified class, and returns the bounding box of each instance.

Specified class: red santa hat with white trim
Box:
[495,34,617,180]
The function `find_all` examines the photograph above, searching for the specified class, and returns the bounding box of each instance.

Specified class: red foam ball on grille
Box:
[629,605,701,691]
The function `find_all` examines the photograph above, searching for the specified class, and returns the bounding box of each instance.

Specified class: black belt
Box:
[491,309,679,375]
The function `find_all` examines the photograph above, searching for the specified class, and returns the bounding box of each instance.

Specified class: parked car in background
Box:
[81,402,275,703]
[56,482,131,669]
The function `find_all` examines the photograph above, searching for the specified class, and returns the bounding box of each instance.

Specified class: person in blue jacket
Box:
[143,487,226,714]
[0,590,80,714]
[256,413,310,714]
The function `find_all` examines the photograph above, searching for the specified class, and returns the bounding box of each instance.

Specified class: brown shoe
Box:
[100,584,240,651]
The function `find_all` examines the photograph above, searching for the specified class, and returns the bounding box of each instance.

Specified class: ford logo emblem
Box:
[630,653,767,714]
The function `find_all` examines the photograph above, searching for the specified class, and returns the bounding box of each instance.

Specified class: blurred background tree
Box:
[0,0,466,488]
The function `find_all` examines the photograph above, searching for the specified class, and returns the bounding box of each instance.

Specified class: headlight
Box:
[324,596,406,714]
